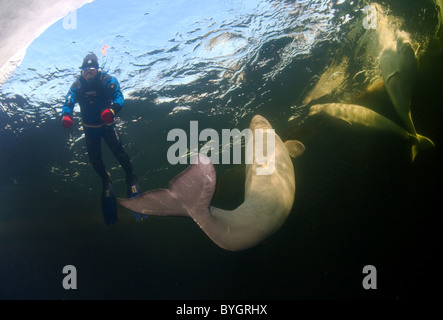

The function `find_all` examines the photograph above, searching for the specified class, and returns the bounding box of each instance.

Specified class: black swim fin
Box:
[127,179,148,221]
[102,181,118,225]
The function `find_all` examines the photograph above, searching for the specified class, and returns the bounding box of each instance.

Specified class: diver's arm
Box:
[61,83,78,128]
[99,76,124,124]
[106,76,124,114]
[62,83,78,117]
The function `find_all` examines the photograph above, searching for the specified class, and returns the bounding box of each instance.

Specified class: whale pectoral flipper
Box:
[118,154,217,218]
[284,140,305,158]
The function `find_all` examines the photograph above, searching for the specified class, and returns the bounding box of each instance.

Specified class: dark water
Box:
[0,0,442,300]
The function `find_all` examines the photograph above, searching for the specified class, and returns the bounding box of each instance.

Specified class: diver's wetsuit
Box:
[62,72,135,186]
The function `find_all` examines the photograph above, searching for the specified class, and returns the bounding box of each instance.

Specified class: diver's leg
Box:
[84,127,110,187]
[103,125,145,221]
[85,127,118,225]
[102,125,136,183]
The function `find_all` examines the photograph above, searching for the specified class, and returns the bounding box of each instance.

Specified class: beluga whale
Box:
[379,36,434,159]
[307,35,434,162]
[299,2,435,161]
[119,115,305,251]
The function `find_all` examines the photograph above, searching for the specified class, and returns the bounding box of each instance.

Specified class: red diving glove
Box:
[101,108,115,124]
[62,115,73,128]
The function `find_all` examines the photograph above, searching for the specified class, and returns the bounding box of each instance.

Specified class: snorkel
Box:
[100,44,108,71]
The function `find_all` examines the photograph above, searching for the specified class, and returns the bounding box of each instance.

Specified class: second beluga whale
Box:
[300,3,434,161]
[379,36,434,158]
[119,115,305,251]
[307,35,434,161]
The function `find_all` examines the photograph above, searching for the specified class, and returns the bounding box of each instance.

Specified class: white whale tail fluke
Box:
[119,154,216,219]
[412,134,435,162]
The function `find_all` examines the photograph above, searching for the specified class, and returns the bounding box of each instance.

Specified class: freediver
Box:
[61,52,145,225]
